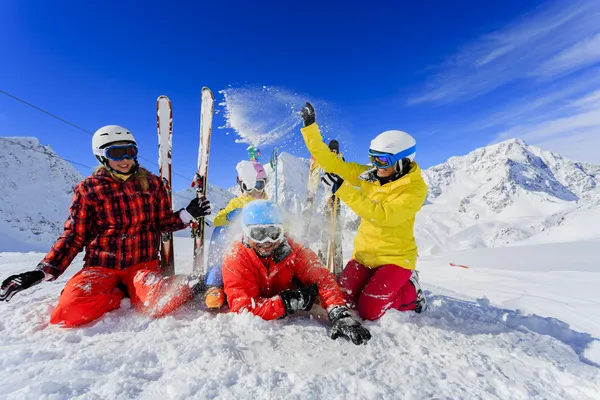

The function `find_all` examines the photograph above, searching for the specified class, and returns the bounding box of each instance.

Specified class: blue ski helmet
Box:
[242,200,283,226]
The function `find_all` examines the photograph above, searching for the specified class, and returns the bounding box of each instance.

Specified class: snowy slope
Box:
[0,137,84,252]
[417,139,600,253]
[0,239,599,399]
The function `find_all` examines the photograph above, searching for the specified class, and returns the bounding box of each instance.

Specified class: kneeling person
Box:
[222,200,371,345]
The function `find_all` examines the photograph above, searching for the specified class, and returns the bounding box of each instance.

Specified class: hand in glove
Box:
[321,172,344,194]
[329,306,371,345]
[0,270,45,302]
[280,284,318,316]
[186,196,212,219]
[300,102,316,127]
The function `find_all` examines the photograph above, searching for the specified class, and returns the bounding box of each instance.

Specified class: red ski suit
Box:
[222,237,345,320]
[37,167,194,327]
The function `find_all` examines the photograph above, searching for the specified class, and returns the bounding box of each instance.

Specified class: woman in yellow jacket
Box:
[204,160,268,309]
[300,103,428,321]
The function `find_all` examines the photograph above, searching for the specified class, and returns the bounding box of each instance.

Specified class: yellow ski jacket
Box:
[213,193,268,228]
[301,123,427,270]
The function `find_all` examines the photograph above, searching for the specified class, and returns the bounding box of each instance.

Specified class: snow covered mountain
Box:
[3,136,599,254]
[418,138,600,253]
[0,137,84,252]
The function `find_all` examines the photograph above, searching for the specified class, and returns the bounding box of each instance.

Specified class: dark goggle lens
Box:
[242,179,266,192]
[105,145,138,161]
[255,180,266,191]
[369,154,392,168]
[249,226,282,242]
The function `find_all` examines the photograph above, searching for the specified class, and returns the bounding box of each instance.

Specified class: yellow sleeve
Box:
[213,197,245,227]
[335,179,427,227]
[300,123,369,187]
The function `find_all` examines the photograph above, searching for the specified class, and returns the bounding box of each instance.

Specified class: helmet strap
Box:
[393,158,412,175]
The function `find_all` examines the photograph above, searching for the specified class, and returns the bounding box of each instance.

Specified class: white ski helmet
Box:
[369,130,416,162]
[92,125,137,158]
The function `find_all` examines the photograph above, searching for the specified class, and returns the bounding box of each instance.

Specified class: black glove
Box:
[329,306,371,345]
[321,172,344,194]
[280,284,318,316]
[0,270,45,302]
[186,196,212,218]
[300,102,316,127]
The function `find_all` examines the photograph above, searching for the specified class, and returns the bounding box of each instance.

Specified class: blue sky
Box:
[2,0,600,191]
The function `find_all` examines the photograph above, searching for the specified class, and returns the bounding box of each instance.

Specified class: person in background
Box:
[204,160,268,309]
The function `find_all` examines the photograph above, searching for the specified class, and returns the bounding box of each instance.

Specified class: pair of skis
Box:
[157,88,214,277]
[304,150,343,276]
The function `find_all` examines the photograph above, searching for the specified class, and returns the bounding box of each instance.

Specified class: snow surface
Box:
[1,238,599,399]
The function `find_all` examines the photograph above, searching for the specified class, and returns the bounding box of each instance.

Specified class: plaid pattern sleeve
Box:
[37,183,92,279]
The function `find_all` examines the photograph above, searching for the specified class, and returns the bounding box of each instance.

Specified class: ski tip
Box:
[201,87,213,94]
[157,95,170,101]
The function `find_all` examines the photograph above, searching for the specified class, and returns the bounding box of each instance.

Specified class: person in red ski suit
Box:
[222,200,371,345]
[0,125,211,327]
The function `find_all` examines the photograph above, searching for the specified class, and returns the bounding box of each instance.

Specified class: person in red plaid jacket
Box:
[0,125,212,327]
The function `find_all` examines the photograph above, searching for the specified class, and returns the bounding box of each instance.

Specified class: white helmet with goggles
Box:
[368,130,416,172]
[92,125,138,164]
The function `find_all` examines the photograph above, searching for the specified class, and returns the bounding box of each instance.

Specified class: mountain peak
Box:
[0,136,85,251]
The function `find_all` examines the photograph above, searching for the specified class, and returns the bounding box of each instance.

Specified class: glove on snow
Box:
[301,102,316,127]
[280,284,318,316]
[329,306,372,345]
[321,172,344,194]
[0,270,45,302]
[186,196,212,219]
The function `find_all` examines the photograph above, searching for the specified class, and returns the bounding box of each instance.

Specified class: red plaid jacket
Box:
[37,168,187,279]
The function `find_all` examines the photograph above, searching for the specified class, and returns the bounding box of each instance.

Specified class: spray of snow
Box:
[219,86,303,147]
[218,85,350,158]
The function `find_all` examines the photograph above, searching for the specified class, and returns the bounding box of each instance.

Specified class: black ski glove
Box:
[280,284,318,316]
[301,102,316,127]
[186,196,212,218]
[321,172,344,194]
[0,270,45,302]
[329,306,371,345]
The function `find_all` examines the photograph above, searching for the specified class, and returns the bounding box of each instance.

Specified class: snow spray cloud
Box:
[218,85,349,155]
[219,86,304,147]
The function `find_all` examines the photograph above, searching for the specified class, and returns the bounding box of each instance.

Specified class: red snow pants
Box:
[50,260,194,327]
[338,260,417,321]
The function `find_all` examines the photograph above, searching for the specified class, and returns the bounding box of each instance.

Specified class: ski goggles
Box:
[368,152,395,168]
[242,224,284,244]
[101,144,139,161]
[241,179,266,193]
[368,145,416,168]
